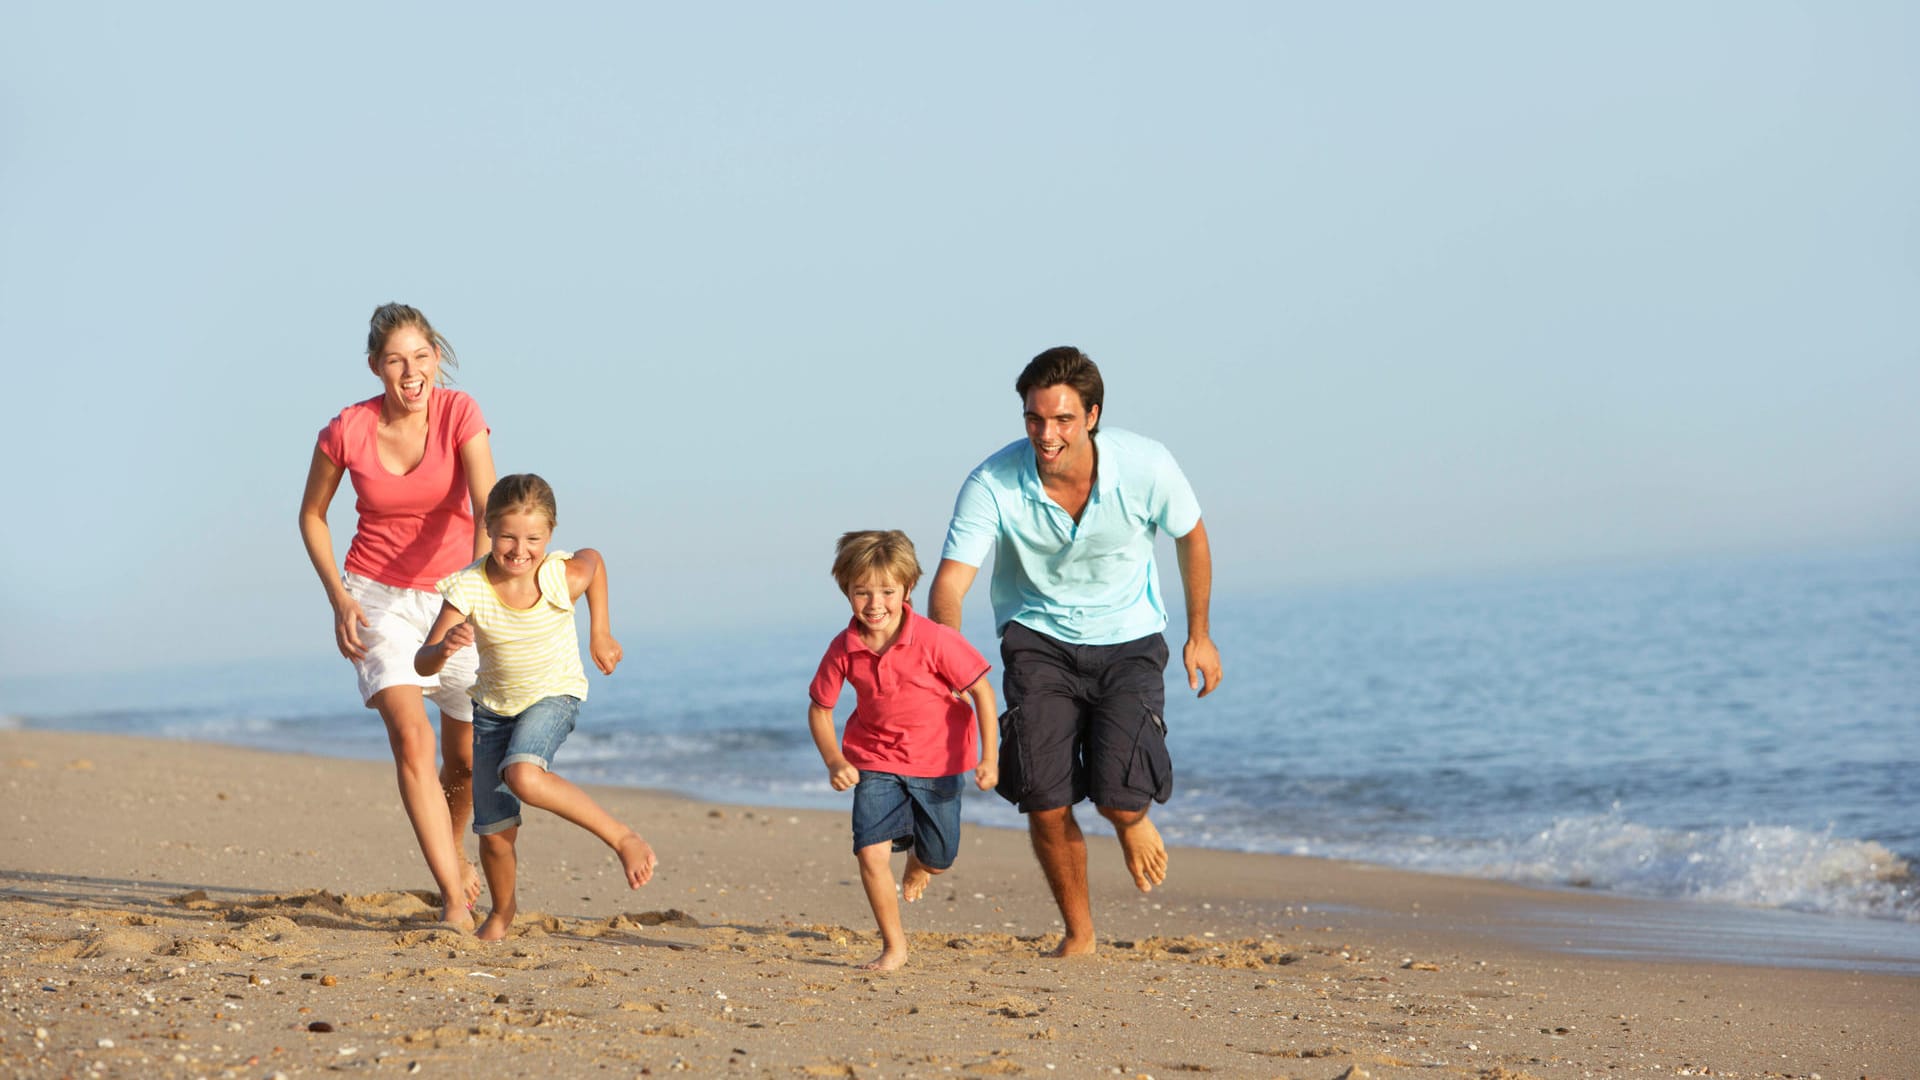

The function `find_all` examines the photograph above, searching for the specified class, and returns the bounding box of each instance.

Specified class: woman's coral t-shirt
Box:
[317,388,488,591]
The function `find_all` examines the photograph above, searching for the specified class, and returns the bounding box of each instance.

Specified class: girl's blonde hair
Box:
[831,530,922,595]
[366,302,458,384]
[486,474,558,530]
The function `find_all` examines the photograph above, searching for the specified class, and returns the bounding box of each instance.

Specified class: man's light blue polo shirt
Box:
[940,427,1201,645]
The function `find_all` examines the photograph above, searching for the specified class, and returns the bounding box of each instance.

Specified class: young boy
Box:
[807,530,998,971]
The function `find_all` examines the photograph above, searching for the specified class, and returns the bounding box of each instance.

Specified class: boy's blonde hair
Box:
[487,473,558,531]
[832,530,922,595]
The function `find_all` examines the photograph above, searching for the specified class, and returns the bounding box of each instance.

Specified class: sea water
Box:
[5,544,1915,935]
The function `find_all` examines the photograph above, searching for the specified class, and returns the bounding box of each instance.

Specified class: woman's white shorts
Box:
[343,572,477,722]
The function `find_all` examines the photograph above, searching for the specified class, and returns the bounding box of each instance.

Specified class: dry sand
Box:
[1,729,1912,1079]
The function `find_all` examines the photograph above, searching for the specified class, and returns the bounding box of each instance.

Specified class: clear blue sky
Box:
[2,2,1915,679]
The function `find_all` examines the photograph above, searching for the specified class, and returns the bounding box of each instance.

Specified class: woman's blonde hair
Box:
[831,530,922,595]
[366,302,458,384]
[486,474,558,531]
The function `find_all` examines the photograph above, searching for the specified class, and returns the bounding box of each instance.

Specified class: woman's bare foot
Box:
[858,945,908,971]
[616,832,657,888]
[476,909,514,941]
[900,854,932,903]
[437,903,476,934]
[1115,815,1168,892]
[461,859,484,907]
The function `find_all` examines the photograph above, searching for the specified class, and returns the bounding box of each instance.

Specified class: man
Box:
[929,346,1222,957]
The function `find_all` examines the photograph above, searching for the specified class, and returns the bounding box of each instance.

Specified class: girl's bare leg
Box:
[501,764,656,887]
[855,843,908,971]
[371,686,474,930]
[438,718,482,904]
[476,828,518,941]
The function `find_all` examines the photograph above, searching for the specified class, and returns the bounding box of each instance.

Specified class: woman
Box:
[298,302,495,929]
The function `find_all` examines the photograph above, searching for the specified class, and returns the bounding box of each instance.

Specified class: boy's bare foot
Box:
[437,905,475,934]
[858,946,908,971]
[476,910,514,941]
[616,832,657,888]
[1115,815,1168,892]
[1044,933,1096,958]
[900,854,932,903]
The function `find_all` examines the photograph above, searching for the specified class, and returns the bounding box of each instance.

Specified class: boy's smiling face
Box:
[846,571,907,644]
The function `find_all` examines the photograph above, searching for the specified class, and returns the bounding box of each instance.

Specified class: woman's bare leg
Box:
[438,717,481,904]
[371,686,473,930]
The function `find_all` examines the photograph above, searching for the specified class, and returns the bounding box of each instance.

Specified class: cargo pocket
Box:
[995,706,1026,807]
[1126,707,1174,805]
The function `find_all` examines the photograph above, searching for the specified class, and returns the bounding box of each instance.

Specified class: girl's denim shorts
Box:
[470,695,580,834]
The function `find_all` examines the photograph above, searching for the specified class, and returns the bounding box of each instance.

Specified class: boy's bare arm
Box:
[808,703,859,791]
[414,601,471,676]
[571,549,622,675]
[964,675,999,791]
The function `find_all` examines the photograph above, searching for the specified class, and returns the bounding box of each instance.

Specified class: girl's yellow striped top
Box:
[438,552,588,716]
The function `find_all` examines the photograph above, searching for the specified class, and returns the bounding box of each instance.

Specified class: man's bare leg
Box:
[1099,805,1168,892]
[1028,806,1095,956]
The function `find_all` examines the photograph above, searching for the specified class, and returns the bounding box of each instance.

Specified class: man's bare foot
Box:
[858,946,908,971]
[1115,815,1169,892]
[901,854,932,903]
[437,904,475,934]
[616,832,657,888]
[476,909,514,941]
[1044,933,1096,958]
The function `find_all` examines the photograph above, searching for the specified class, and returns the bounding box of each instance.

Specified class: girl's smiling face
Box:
[369,326,441,417]
[488,509,552,581]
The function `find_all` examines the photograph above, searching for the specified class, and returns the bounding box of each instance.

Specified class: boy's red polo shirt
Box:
[810,608,991,777]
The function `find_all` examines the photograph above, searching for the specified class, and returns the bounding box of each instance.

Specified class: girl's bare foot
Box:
[858,945,907,971]
[900,854,932,903]
[616,832,657,888]
[1115,816,1168,892]
[476,909,514,941]
[1044,933,1096,958]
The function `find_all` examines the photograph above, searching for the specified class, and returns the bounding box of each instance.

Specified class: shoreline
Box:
[9,718,1917,967]
[3,729,1915,1079]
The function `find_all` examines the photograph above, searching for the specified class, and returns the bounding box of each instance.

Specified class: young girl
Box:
[415,473,657,940]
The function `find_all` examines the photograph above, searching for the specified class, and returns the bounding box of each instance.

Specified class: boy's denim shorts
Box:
[470,695,580,835]
[850,770,964,870]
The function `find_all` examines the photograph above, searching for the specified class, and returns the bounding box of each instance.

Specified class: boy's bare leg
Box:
[501,764,656,887]
[1099,805,1168,892]
[439,717,482,906]
[855,843,908,971]
[900,852,942,903]
[1028,806,1095,956]
[372,687,474,931]
[476,829,518,941]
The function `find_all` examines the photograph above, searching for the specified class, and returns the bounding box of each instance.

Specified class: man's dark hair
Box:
[1015,346,1104,433]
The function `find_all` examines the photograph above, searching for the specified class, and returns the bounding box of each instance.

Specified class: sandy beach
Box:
[1,729,1912,1079]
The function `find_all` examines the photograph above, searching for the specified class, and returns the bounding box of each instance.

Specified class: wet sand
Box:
[1,729,1912,1078]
